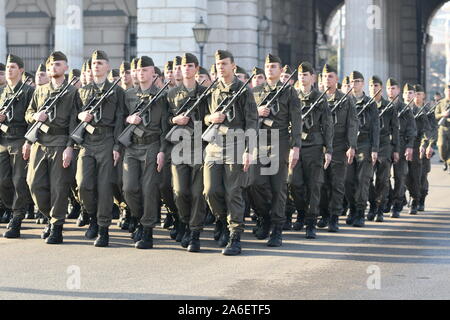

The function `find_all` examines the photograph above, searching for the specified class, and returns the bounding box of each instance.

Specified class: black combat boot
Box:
[391,203,401,218]
[41,222,51,239]
[76,209,89,227]
[46,224,63,244]
[214,219,224,241]
[187,230,201,253]
[66,198,81,219]
[128,216,138,233]
[283,211,293,231]
[293,211,305,231]
[418,196,425,212]
[25,204,35,220]
[267,224,283,247]
[204,207,215,225]
[218,224,230,248]
[135,227,153,249]
[252,216,262,235]
[375,207,384,223]
[170,215,180,240]
[222,232,242,256]
[3,216,22,238]
[317,215,330,228]
[176,222,187,242]
[346,207,357,225]
[111,203,120,220]
[305,219,317,239]
[132,224,144,243]
[117,207,130,230]
[94,226,109,247]
[162,212,174,229]
[328,215,339,233]
[35,212,44,224]
[85,215,99,240]
[256,217,271,240]
[409,199,418,215]
[181,227,191,248]
[352,209,365,227]
[1,209,12,224]
[367,204,377,221]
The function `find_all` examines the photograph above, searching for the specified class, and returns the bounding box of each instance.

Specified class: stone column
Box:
[0,0,6,61]
[206,0,228,67]
[137,0,208,67]
[55,0,84,69]
[343,0,388,86]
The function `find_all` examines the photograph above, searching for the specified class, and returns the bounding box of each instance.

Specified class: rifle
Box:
[301,87,331,129]
[165,78,218,142]
[438,103,450,126]
[258,72,296,128]
[397,99,415,118]
[118,81,171,147]
[25,77,79,144]
[378,94,400,128]
[70,78,121,145]
[355,88,382,126]
[329,87,354,124]
[202,74,255,143]
[414,102,431,120]
[0,76,31,134]
[426,102,439,116]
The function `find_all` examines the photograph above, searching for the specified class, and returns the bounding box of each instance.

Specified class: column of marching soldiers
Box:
[0,48,450,256]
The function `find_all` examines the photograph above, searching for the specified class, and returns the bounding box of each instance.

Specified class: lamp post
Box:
[317,43,330,69]
[192,16,211,67]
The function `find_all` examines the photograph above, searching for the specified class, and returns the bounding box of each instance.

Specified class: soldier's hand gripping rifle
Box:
[0,76,31,134]
[118,81,171,148]
[329,86,354,124]
[165,78,218,142]
[70,78,121,145]
[301,87,331,129]
[258,72,296,128]
[356,88,382,126]
[397,99,415,118]
[378,94,400,128]
[25,77,79,144]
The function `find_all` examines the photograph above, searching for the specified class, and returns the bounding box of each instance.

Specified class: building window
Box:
[125,16,137,61]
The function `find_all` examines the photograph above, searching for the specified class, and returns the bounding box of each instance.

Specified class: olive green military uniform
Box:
[76,80,126,227]
[345,94,380,216]
[123,85,168,229]
[167,83,207,231]
[420,104,438,204]
[435,99,450,167]
[289,88,334,222]
[250,81,302,226]
[25,81,79,226]
[203,76,258,234]
[0,81,34,219]
[320,89,358,218]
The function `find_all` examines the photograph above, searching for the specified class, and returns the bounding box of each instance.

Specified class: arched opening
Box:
[323,3,345,80]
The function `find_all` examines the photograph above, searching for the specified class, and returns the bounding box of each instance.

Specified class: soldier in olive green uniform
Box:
[203,50,258,256]
[25,51,79,244]
[250,54,302,247]
[318,64,358,232]
[0,54,35,238]
[289,62,333,239]
[390,81,417,218]
[76,50,126,247]
[435,84,450,173]
[345,71,380,227]
[123,56,168,249]
[166,53,208,252]
[367,76,400,222]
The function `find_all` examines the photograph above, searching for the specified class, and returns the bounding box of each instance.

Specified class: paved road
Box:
[0,160,449,300]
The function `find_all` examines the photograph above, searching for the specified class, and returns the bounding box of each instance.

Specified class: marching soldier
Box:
[173,56,183,87]
[366,76,399,222]
[119,61,133,91]
[167,53,208,252]
[250,54,302,246]
[35,63,49,87]
[76,50,126,247]
[154,67,164,88]
[123,56,168,249]
[203,50,257,255]
[435,83,450,173]
[0,63,6,89]
[69,69,81,89]
[210,64,217,82]
[251,67,266,88]
[0,54,35,238]
[130,58,140,88]
[289,62,333,239]
[196,67,213,87]
[108,69,120,83]
[281,65,296,86]
[24,51,78,244]
[318,64,358,232]
[341,76,351,94]
[164,61,176,89]
[345,71,380,227]
[235,66,249,83]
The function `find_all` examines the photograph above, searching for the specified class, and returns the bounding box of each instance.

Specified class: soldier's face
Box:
[252,74,266,87]
[48,61,68,78]
[415,92,425,105]
[386,85,400,99]
[210,72,216,81]
[164,70,175,85]
[265,63,281,81]
[280,73,291,84]
[298,72,313,87]
[323,72,338,89]
[403,91,415,103]
[369,83,382,98]
[137,66,155,84]
[174,65,183,81]
[196,73,212,87]
[182,63,198,80]
[236,73,247,82]
[216,58,235,79]
[351,79,364,94]
[35,71,49,86]
[92,59,109,78]
[84,70,93,85]
[120,70,132,86]
[6,63,23,81]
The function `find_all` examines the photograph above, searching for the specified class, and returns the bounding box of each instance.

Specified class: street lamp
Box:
[192,16,211,67]
[318,43,330,68]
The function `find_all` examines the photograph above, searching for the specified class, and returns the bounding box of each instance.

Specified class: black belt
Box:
[1,126,27,136]
[90,126,114,135]
[132,135,160,145]
[46,127,69,136]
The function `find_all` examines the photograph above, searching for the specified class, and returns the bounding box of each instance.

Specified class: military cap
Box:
[119,61,130,73]
[265,54,282,65]
[130,58,138,70]
[0,63,5,71]
[137,56,155,68]
[235,65,248,76]
[47,51,68,65]
[69,69,81,81]
[403,83,415,92]
[252,67,264,76]
[36,63,46,73]
[154,66,162,77]
[109,69,120,78]
[22,72,33,81]
[386,78,399,87]
[198,67,209,75]
[369,76,383,86]
[91,50,109,62]
[349,71,364,81]
[298,62,314,74]
[173,56,182,66]
[282,65,293,74]
[181,53,199,66]
[215,50,234,62]
[322,63,337,74]
[414,84,425,93]
[210,64,217,74]
[7,54,24,69]
[342,76,350,85]
[164,61,174,72]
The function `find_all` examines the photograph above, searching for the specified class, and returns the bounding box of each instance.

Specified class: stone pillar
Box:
[55,0,84,69]
[137,0,208,67]
[343,0,388,86]
[0,0,6,61]
[206,0,228,68]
